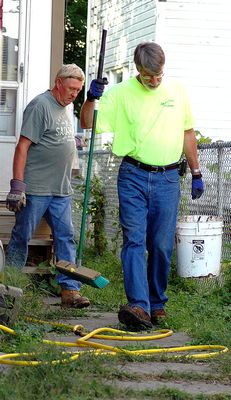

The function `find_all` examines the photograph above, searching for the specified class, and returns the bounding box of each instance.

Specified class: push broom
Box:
[56,29,109,289]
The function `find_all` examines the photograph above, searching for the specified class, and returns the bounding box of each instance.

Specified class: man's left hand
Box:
[191,175,204,200]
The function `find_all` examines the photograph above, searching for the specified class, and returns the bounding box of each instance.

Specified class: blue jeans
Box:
[5,195,81,291]
[118,161,180,314]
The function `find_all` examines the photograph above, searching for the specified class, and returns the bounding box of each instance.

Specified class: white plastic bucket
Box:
[0,240,4,272]
[176,215,223,278]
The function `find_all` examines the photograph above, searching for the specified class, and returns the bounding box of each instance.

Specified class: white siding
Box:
[156,0,231,141]
[86,0,158,148]
[87,0,157,81]
[87,0,231,144]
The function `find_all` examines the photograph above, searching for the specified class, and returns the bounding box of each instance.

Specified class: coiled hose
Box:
[0,318,229,366]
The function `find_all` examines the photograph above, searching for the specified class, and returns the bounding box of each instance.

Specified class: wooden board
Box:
[0,209,52,243]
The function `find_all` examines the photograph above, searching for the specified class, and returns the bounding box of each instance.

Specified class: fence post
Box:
[217,141,225,216]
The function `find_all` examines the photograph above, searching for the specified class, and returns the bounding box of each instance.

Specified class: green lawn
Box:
[0,249,230,400]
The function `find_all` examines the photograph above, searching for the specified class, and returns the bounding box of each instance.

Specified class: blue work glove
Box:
[191,175,204,200]
[87,77,108,101]
[6,179,26,212]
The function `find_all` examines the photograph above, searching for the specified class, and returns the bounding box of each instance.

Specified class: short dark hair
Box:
[134,42,165,74]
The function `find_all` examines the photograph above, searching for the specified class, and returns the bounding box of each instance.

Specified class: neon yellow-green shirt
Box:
[96,77,194,165]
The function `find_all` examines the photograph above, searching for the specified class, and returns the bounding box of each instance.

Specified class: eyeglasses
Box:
[140,71,165,81]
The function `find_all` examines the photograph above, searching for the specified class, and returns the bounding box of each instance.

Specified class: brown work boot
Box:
[118,305,152,329]
[151,309,166,324]
[61,289,90,309]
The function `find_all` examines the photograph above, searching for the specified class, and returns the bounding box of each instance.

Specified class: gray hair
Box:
[134,42,165,74]
[55,64,85,82]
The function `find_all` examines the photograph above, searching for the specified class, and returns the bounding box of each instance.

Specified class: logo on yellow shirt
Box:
[160,99,175,107]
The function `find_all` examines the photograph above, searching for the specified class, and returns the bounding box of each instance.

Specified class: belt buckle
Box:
[150,165,159,173]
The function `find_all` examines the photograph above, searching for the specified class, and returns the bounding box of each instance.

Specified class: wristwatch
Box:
[191,168,201,174]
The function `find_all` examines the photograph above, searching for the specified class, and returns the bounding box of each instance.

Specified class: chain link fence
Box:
[72,141,231,261]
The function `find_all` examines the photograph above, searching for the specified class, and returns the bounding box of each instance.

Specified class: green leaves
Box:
[64,0,87,118]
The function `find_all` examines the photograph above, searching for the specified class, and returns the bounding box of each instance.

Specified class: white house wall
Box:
[86,0,158,148]
[155,0,231,142]
[87,0,157,81]
[87,0,231,143]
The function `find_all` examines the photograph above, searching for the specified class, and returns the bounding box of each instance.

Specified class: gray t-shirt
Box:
[21,90,75,196]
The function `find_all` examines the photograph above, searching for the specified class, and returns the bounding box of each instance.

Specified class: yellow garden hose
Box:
[0,324,16,336]
[0,319,229,366]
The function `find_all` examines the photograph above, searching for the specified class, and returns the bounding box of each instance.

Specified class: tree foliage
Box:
[64,0,87,117]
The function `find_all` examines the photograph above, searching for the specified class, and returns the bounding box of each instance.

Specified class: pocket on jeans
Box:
[163,169,180,183]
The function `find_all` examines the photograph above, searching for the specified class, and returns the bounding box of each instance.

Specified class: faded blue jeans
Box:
[5,195,81,290]
[118,160,181,314]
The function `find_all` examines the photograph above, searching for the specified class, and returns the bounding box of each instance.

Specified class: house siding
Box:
[87,0,157,77]
[156,0,231,141]
[86,0,231,143]
[86,0,158,147]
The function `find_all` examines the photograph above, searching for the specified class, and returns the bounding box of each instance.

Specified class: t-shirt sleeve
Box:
[20,103,46,144]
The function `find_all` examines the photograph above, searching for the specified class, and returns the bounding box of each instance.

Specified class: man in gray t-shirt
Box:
[22,90,76,196]
[5,64,90,309]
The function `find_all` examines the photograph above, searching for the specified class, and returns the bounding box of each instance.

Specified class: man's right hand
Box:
[6,179,26,212]
[87,77,108,101]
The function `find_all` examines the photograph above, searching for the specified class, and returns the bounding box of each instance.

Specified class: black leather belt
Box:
[123,156,179,172]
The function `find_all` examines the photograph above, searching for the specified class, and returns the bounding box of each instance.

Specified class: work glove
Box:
[191,175,204,200]
[6,179,26,212]
[87,77,108,101]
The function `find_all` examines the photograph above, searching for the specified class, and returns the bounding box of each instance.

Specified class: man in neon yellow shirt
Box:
[80,42,204,329]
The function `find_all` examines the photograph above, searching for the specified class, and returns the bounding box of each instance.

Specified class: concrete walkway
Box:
[42,296,231,397]
[1,296,230,397]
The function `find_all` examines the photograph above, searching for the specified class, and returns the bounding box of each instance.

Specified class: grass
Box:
[167,258,231,350]
[0,249,231,399]
[79,248,127,310]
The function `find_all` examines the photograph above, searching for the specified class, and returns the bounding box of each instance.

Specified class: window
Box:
[0,0,19,136]
[107,66,129,88]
